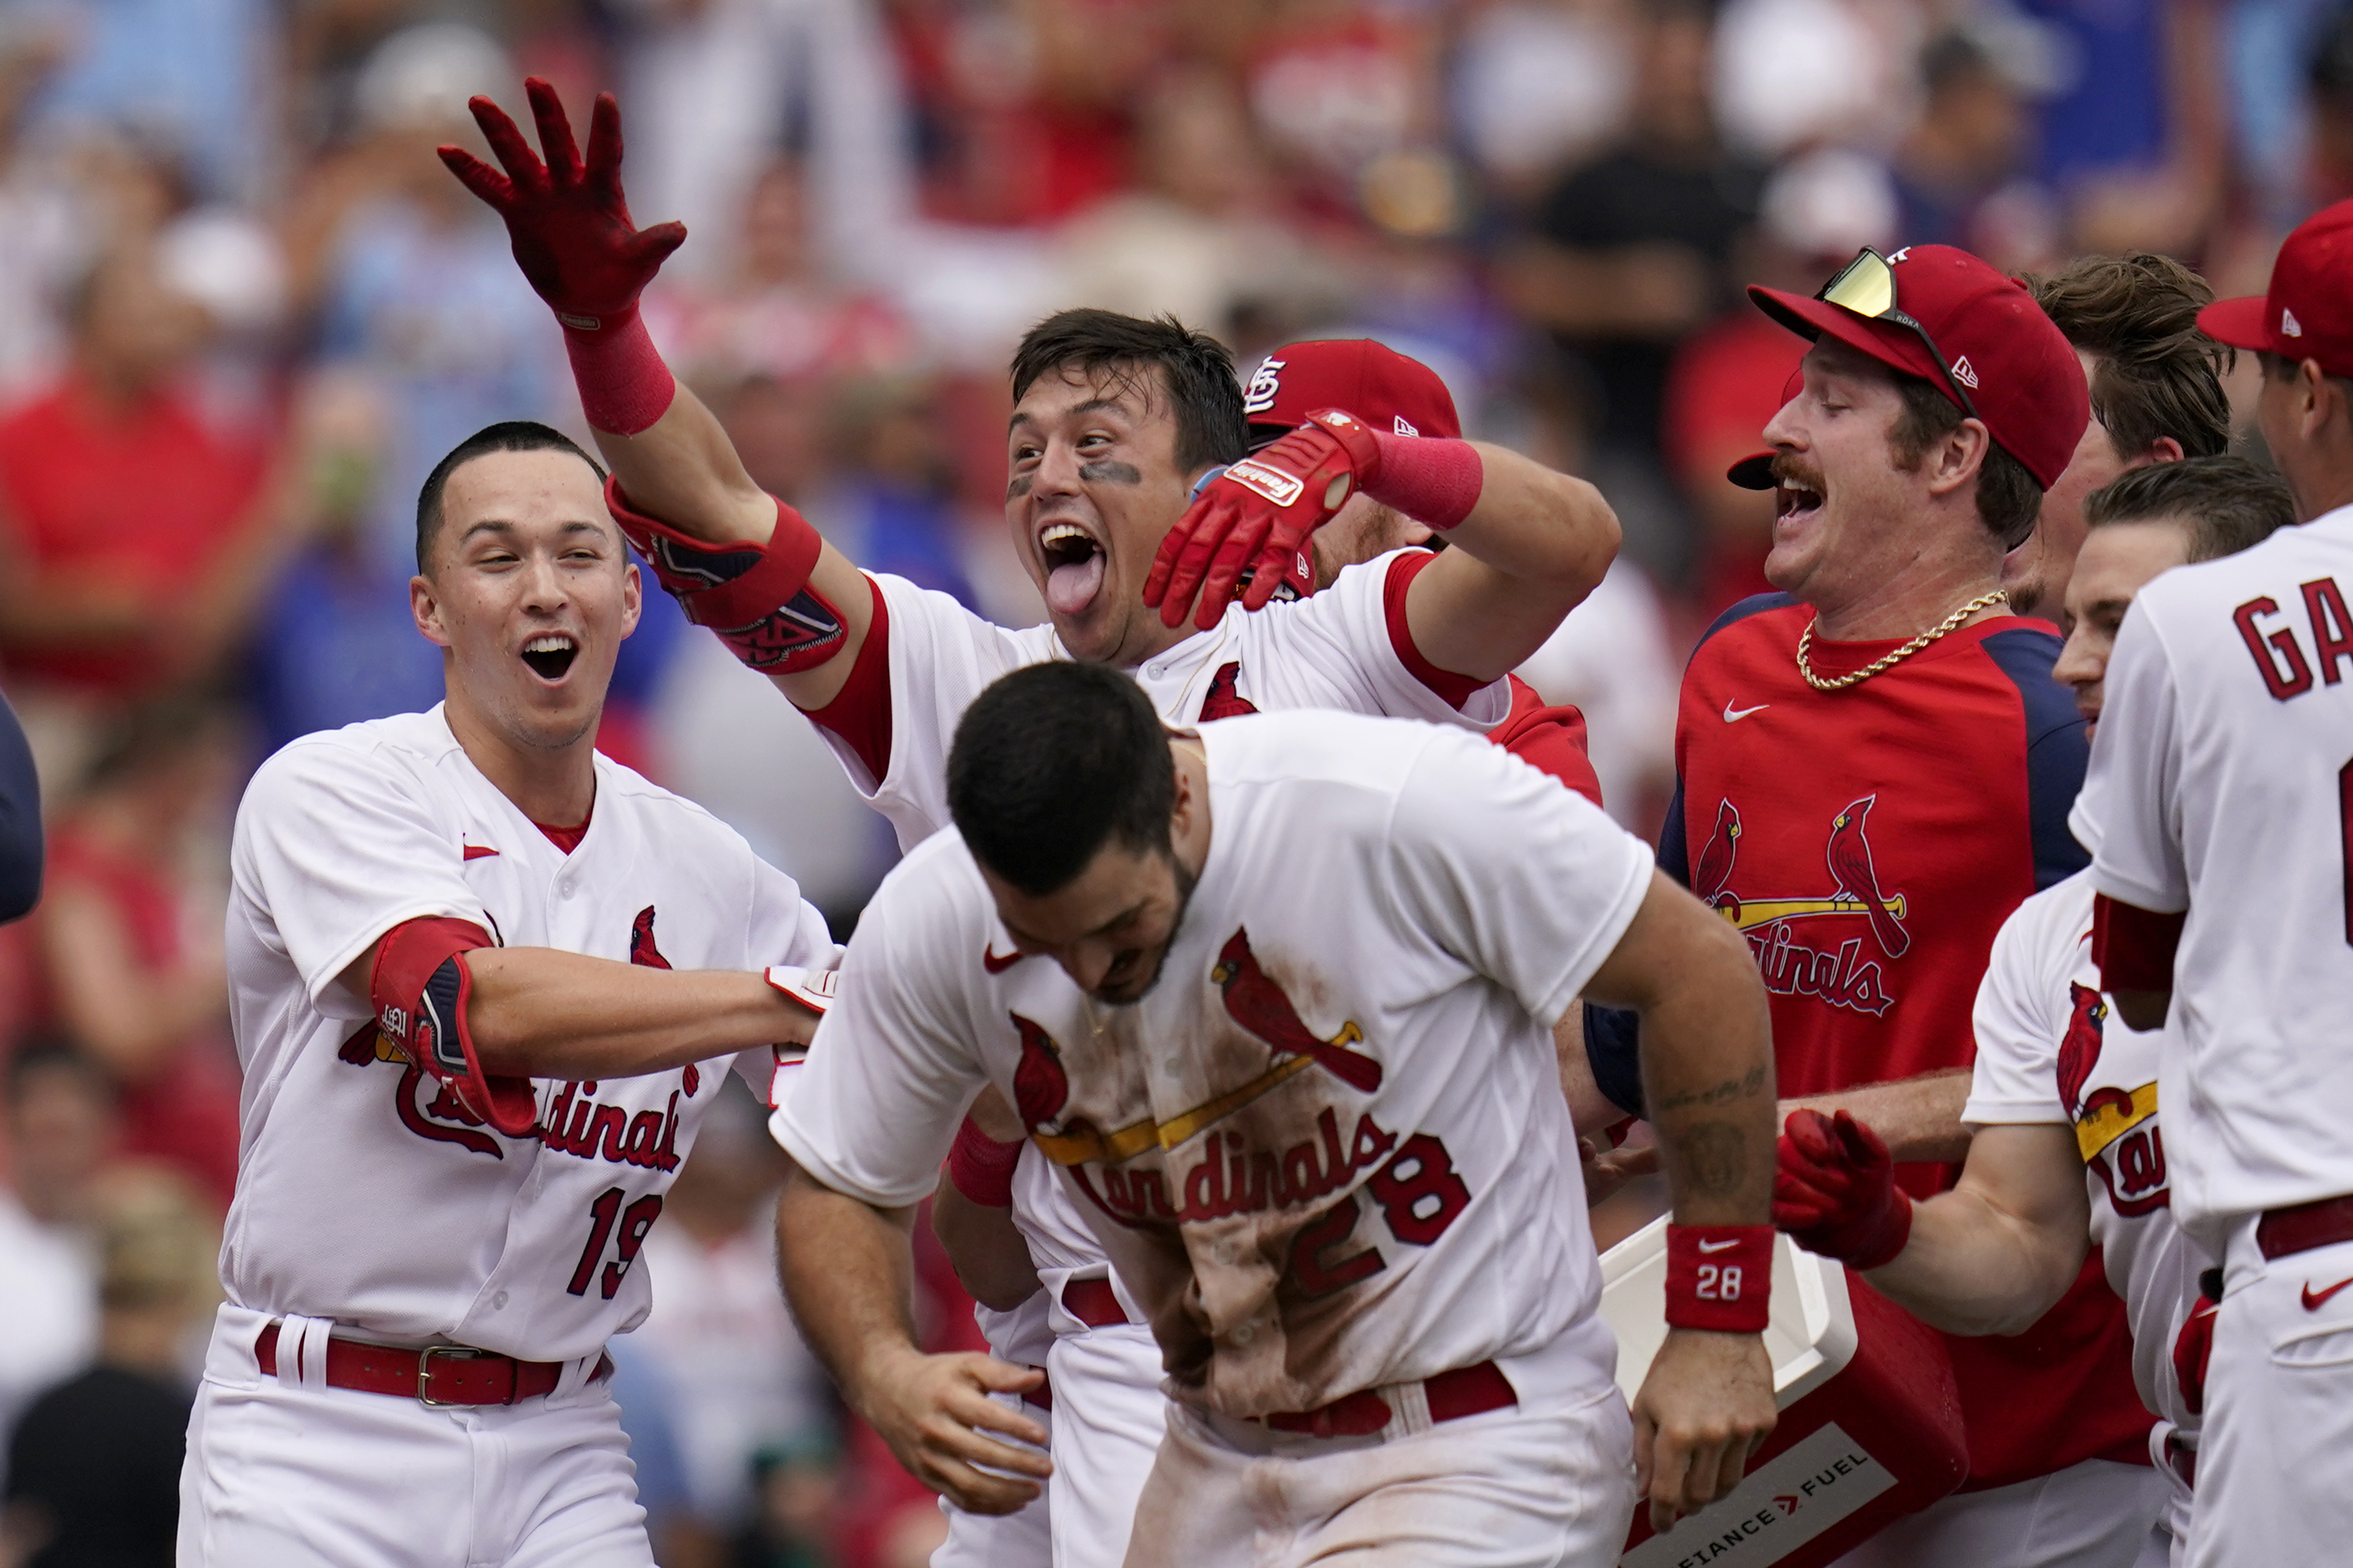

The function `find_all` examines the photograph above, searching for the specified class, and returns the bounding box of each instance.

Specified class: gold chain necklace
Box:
[1796,590,2008,692]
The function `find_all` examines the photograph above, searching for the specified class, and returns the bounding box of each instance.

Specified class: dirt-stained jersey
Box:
[772,711,1647,1416]
[223,707,835,1365]
[1964,866,2206,1431]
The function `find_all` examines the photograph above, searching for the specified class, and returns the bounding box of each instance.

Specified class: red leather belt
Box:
[1060,1276,1128,1329]
[2257,1194,2353,1261]
[1263,1360,1516,1439]
[256,1323,605,1407]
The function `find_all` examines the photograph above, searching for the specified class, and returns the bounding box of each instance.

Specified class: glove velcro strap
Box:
[1664,1225,1774,1333]
[606,483,848,673]
[371,917,539,1138]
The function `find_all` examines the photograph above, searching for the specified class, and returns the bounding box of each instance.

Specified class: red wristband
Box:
[2092,893,2185,994]
[1363,429,1483,530]
[562,306,677,436]
[1664,1225,1773,1333]
[947,1116,1024,1208]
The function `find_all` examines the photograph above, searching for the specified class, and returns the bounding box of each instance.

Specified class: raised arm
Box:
[440,80,873,709]
[1146,410,1618,676]
[1582,868,1778,1531]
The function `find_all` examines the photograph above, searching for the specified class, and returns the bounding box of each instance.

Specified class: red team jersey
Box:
[1596,595,2151,1490]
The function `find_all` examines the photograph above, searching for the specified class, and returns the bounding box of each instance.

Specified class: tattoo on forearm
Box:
[1678,1122,1746,1197]
[1651,1065,1769,1115]
[1080,460,1141,484]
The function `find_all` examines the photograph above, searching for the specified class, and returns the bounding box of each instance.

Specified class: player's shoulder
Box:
[1997,865,2097,956]
[1686,593,1804,667]
[870,569,1057,666]
[591,750,733,840]
[863,826,995,947]
[241,709,458,809]
[1199,706,1442,791]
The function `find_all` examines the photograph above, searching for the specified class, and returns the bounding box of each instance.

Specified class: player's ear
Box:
[619,557,643,640]
[412,572,453,649]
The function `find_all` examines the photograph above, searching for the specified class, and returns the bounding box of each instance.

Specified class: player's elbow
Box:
[1530,471,1619,596]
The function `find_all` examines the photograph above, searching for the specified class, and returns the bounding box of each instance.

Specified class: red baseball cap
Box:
[2199,198,2353,377]
[1748,244,2088,491]
[1240,339,1462,447]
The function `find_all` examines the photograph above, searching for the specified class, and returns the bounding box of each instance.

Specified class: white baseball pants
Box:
[2183,1229,2353,1568]
[178,1305,648,1568]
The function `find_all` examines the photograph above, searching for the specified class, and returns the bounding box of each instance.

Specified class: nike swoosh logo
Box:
[2303,1276,2353,1310]
[983,946,1023,974]
[1696,1237,1742,1253]
[1723,701,1769,723]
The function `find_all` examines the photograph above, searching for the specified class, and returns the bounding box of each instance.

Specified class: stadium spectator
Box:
[1500,0,1765,581]
[0,1044,112,1481]
[2,1163,217,1568]
[0,251,281,735]
[32,700,241,1210]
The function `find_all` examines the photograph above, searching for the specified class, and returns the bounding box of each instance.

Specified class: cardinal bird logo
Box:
[1693,799,1743,906]
[1011,1013,1071,1131]
[1211,929,1382,1092]
[2056,981,2107,1119]
[630,906,672,969]
[1824,797,1909,958]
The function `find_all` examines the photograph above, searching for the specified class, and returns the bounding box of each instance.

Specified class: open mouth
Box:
[520,633,579,683]
[1039,522,1106,617]
[1777,475,1824,523]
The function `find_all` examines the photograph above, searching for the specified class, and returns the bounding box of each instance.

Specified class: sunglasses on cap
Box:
[1817,248,1981,422]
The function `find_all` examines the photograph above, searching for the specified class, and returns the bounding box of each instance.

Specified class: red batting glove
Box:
[1772,1108,1913,1270]
[439,79,683,329]
[1144,408,1380,631]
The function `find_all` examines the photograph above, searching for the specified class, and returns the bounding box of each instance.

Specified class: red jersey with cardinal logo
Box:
[774,711,1651,1416]
[222,707,836,1365]
[1644,593,2150,1489]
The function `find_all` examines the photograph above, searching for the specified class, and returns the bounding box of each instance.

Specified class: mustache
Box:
[1770,453,1824,491]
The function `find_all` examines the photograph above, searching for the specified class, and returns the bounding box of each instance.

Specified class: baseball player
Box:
[774,662,1781,1564]
[1582,244,2167,1565]
[180,422,838,1567]
[441,80,1622,1568]
[1770,455,2296,1568]
[2088,196,2353,1568]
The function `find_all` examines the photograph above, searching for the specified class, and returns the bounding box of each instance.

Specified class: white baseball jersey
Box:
[1963,866,2204,1431]
[2088,502,2353,1253]
[222,707,835,1365]
[816,552,1510,852]
[774,711,1645,1416]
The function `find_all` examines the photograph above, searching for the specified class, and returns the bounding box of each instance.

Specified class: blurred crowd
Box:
[0,0,2342,1563]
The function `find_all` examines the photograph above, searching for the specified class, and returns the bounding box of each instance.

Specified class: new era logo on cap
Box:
[1949,355,1980,389]
[2199,198,2353,377]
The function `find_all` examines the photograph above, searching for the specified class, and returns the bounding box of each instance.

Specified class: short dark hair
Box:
[2083,455,2296,564]
[2026,255,2232,463]
[947,662,1176,897]
[1887,374,2045,549]
[1009,310,1249,476]
[415,421,607,574]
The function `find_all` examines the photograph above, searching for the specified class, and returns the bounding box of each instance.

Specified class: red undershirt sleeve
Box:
[1381,550,1487,711]
[2091,893,2186,993]
[800,576,894,785]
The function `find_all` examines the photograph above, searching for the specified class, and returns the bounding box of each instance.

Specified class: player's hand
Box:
[438,77,684,327]
[853,1343,1051,1515]
[1579,1134,1659,1208]
[1772,1108,1912,1270]
[1144,409,1378,630]
[1631,1327,1776,1534]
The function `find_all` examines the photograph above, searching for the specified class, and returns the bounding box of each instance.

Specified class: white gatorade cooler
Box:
[1601,1216,1967,1568]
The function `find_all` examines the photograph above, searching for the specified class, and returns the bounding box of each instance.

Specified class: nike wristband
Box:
[1664,1224,1773,1333]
